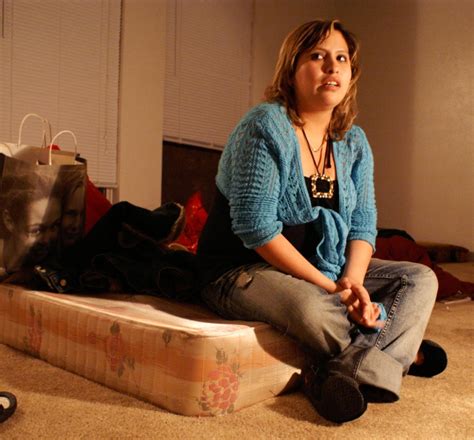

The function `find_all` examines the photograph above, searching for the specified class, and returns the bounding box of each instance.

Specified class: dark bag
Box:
[0,118,87,278]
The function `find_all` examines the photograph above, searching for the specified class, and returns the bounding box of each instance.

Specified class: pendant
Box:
[310,173,334,199]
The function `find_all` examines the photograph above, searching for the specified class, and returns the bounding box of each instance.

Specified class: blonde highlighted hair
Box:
[264,20,361,140]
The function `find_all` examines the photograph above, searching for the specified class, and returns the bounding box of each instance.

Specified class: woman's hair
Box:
[57,167,86,201]
[264,19,361,140]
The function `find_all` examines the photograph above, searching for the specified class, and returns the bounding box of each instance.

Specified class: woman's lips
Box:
[319,77,340,90]
[320,81,340,91]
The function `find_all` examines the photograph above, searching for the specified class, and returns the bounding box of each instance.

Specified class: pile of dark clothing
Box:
[34,201,200,301]
[375,229,474,300]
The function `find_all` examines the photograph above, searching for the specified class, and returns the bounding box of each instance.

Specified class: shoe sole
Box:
[317,375,367,423]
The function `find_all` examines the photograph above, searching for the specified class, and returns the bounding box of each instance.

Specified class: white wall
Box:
[410,0,473,250]
[118,0,166,209]
[336,0,473,250]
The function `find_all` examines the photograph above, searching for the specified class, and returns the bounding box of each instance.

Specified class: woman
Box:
[197,20,446,423]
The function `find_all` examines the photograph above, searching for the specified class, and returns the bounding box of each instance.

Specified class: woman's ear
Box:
[2,209,15,234]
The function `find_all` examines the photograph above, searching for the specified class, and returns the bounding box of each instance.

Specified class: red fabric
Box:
[174,191,208,254]
[374,236,474,300]
[84,178,112,234]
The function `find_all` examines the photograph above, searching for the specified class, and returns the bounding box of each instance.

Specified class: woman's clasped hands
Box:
[334,277,385,330]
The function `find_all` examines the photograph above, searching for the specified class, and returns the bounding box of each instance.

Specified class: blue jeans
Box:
[200,258,437,399]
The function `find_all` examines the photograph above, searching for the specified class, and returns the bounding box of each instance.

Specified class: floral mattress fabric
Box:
[0,284,304,416]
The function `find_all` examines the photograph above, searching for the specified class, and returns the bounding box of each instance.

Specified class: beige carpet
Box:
[0,297,472,439]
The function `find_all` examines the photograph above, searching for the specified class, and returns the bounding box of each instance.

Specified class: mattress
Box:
[0,284,305,416]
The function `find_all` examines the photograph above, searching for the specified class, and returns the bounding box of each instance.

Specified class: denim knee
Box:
[285,292,352,358]
[368,259,438,306]
[403,262,438,304]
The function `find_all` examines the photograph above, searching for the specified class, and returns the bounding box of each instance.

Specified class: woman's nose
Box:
[323,56,339,74]
[40,225,59,243]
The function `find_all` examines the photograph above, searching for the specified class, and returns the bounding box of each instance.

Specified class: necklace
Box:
[306,130,326,153]
[302,127,334,199]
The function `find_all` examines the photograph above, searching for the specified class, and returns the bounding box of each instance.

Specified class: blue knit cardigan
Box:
[216,102,377,280]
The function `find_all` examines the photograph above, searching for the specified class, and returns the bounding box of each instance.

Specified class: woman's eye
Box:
[337,54,348,62]
[26,227,42,237]
[310,52,324,61]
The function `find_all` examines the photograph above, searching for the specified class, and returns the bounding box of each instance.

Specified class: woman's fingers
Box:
[346,296,384,328]
[349,283,372,321]
[338,282,386,329]
[337,288,353,304]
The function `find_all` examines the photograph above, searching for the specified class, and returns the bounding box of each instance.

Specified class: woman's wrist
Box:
[340,274,364,286]
[308,273,337,294]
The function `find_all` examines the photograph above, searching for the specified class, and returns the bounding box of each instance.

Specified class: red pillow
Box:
[174,191,208,253]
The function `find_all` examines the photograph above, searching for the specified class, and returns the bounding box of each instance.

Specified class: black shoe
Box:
[0,392,17,423]
[303,367,367,424]
[408,339,448,377]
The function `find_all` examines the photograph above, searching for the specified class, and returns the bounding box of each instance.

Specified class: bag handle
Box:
[48,130,78,166]
[17,113,52,148]
[0,142,14,156]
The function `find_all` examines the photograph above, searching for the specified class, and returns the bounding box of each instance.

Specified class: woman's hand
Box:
[336,277,383,328]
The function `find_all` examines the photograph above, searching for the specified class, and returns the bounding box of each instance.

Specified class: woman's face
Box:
[4,197,61,269]
[293,30,352,114]
[61,185,85,247]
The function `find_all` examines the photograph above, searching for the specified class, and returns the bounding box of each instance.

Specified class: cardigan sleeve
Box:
[216,107,284,249]
[347,126,377,249]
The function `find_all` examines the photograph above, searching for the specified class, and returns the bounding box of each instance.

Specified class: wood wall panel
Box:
[162,142,221,211]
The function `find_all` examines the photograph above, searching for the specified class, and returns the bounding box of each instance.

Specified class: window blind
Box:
[164,0,253,150]
[0,0,121,187]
